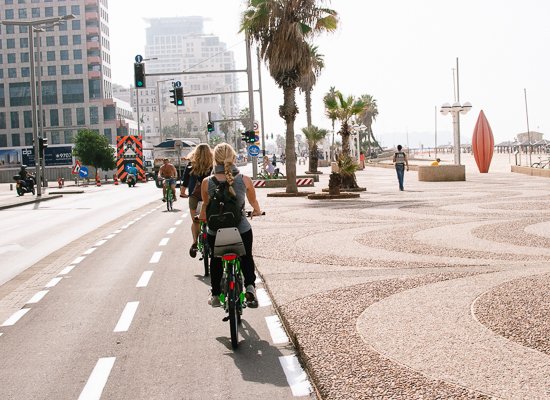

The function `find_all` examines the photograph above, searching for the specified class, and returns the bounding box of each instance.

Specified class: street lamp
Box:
[1,14,75,196]
[440,101,472,165]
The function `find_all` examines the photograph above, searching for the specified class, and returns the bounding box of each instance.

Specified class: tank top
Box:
[395,152,406,165]
[206,172,251,235]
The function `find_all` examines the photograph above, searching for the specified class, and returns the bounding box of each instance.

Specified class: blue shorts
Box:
[163,178,176,186]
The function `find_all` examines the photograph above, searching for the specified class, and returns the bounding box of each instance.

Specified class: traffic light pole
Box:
[136,88,141,137]
[257,51,266,157]
[245,34,257,179]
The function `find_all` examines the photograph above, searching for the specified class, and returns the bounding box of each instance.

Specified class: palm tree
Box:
[299,45,324,128]
[324,91,365,157]
[241,0,338,193]
[302,125,328,173]
[357,94,381,155]
[323,86,338,159]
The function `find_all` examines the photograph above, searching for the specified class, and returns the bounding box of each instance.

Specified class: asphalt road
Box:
[0,182,308,399]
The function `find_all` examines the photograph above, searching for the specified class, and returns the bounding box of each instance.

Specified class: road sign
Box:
[72,160,82,175]
[174,81,182,88]
[253,121,259,130]
[135,54,143,63]
[248,145,260,157]
[79,166,89,178]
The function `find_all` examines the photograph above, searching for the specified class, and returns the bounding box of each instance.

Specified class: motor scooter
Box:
[13,174,36,196]
[127,173,137,187]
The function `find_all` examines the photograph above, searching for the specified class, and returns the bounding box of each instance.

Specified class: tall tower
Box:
[0,0,118,148]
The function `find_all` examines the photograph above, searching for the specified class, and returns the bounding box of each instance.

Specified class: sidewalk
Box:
[253,153,550,399]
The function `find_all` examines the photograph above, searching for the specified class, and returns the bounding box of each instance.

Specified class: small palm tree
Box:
[358,94,381,154]
[241,0,338,194]
[324,91,365,157]
[302,125,327,173]
[299,45,324,128]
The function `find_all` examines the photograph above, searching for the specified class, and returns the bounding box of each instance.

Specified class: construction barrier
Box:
[252,178,314,188]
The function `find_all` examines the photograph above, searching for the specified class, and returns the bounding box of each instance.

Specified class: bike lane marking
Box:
[104,234,116,240]
[72,256,86,264]
[59,265,76,275]
[279,355,313,397]
[149,252,162,264]
[1,308,30,327]
[175,220,183,226]
[26,290,49,304]
[45,277,63,288]
[113,301,139,332]
[94,240,107,247]
[159,238,170,246]
[83,248,96,255]
[167,227,176,234]
[78,357,116,400]
[256,288,272,307]
[136,271,153,288]
[265,315,289,344]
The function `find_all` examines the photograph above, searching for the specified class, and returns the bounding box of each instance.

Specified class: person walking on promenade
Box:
[393,144,409,191]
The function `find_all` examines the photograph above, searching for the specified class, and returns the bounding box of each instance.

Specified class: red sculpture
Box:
[472,110,494,173]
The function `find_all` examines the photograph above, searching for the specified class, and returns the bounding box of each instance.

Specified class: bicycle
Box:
[212,210,264,349]
[161,178,175,211]
[194,212,211,277]
[530,157,550,169]
[257,168,285,180]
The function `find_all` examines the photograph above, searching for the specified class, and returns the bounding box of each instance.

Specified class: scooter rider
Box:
[127,163,138,183]
[18,165,34,188]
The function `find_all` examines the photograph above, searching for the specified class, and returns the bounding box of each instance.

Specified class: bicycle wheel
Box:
[228,272,239,349]
[531,162,541,168]
[166,190,173,211]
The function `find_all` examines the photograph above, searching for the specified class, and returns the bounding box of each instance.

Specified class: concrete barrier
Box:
[417,165,465,181]
[511,165,550,178]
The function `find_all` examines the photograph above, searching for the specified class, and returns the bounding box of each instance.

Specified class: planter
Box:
[308,192,361,200]
[417,165,465,181]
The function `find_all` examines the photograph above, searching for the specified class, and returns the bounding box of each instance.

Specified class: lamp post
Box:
[351,123,366,161]
[440,101,472,165]
[1,15,74,196]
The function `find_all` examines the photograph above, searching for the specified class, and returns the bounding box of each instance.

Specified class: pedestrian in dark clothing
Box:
[393,145,409,191]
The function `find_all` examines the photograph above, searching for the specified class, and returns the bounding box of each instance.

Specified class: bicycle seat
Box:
[213,228,246,257]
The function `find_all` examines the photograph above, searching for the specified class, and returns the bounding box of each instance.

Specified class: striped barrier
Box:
[252,178,314,188]
[253,180,266,187]
[296,178,313,186]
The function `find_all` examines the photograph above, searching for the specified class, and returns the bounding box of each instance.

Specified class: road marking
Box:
[114,301,139,332]
[149,252,162,264]
[113,229,122,234]
[175,220,183,225]
[255,276,263,284]
[279,355,312,397]
[159,238,169,246]
[265,315,289,344]
[2,308,31,327]
[72,256,86,264]
[167,227,176,234]
[83,248,96,255]
[104,234,116,239]
[27,290,49,304]
[94,240,107,247]
[59,265,76,275]
[0,333,3,337]
[45,277,63,288]
[136,271,153,288]
[256,288,272,307]
[78,357,116,400]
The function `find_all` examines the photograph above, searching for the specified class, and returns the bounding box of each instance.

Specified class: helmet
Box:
[21,164,27,169]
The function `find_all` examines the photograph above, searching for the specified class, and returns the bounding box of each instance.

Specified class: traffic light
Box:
[38,137,48,153]
[133,62,145,88]
[169,88,177,105]
[175,87,184,106]
[244,130,256,143]
[207,121,214,132]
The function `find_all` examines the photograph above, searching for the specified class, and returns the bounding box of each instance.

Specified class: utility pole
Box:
[245,34,257,178]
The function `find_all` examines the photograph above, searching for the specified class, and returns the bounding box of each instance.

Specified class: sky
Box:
[109,0,550,148]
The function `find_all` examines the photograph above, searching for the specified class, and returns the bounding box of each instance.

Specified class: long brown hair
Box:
[189,143,213,176]
[213,143,237,196]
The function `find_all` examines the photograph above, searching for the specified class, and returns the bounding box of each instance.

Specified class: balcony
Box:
[85,0,97,5]
[86,26,99,35]
[87,56,101,64]
[85,12,99,21]
[88,70,101,79]
[87,41,100,50]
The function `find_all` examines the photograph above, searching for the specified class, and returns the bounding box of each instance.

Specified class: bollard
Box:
[10,183,13,191]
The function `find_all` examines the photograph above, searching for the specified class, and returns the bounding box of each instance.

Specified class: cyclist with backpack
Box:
[198,143,262,308]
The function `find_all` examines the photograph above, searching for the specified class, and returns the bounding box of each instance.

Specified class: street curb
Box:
[0,194,63,210]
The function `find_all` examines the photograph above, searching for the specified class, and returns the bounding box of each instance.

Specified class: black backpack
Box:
[206,176,243,231]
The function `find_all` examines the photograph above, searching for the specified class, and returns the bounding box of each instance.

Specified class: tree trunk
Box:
[305,90,312,128]
[341,173,358,189]
[308,143,318,173]
[328,172,341,195]
[281,85,298,193]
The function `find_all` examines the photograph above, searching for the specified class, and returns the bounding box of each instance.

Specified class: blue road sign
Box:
[79,166,89,178]
[248,145,260,157]
[135,54,143,63]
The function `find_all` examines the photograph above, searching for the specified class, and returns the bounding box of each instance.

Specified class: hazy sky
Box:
[109,0,550,148]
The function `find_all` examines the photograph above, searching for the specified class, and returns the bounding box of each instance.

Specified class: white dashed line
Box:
[159,238,169,246]
[113,229,122,234]
[78,357,116,400]
[175,220,183,225]
[256,288,272,307]
[136,271,153,288]
[113,301,139,332]
[94,240,107,247]
[149,252,162,264]
[0,333,3,337]
[27,290,49,304]
[1,309,31,327]
[45,277,63,288]
[104,234,116,239]
[59,265,76,275]
[265,315,289,344]
[167,228,176,234]
[279,355,313,397]
[72,256,86,264]
[83,248,96,255]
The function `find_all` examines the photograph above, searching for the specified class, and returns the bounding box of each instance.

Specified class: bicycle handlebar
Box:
[193,211,265,222]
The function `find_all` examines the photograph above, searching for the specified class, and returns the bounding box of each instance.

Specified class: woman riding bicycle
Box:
[198,143,262,308]
[180,143,213,258]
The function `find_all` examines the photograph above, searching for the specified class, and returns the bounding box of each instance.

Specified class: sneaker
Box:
[189,243,197,258]
[162,197,166,202]
[245,285,258,308]
[208,295,221,308]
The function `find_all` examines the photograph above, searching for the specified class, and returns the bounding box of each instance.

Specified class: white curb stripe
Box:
[265,315,289,344]
[59,265,76,275]
[83,248,96,255]
[104,234,116,239]
[114,301,139,332]
[45,277,63,288]
[279,355,312,397]
[27,290,49,304]
[159,238,169,246]
[72,256,86,264]
[136,271,153,288]
[78,357,116,400]
[256,288,272,307]
[2,308,30,327]
[167,228,176,234]
[149,252,162,264]
[94,240,107,247]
